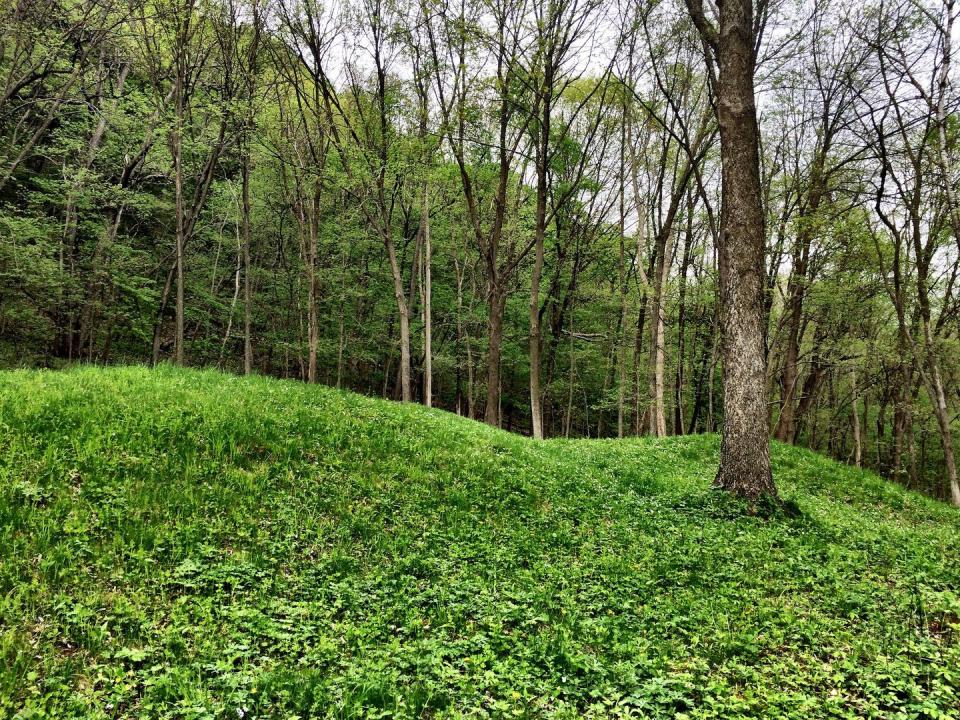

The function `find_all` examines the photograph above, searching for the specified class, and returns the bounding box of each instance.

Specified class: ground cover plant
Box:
[1,365,958,719]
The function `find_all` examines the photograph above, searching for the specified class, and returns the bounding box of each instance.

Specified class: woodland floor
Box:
[1,365,958,719]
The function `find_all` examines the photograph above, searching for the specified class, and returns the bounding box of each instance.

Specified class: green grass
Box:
[0,365,958,719]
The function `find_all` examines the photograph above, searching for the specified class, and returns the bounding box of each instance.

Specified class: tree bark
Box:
[773,156,826,443]
[306,191,320,384]
[695,0,777,500]
[172,70,186,366]
[617,125,629,438]
[385,233,412,401]
[850,368,862,468]
[529,74,551,440]
[242,154,253,375]
[422,187,432,407]
[648,228,672,437]
[926,356,960,505]
[673,197,694,435]
[485,285,507,426]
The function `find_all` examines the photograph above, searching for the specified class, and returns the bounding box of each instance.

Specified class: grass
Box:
[0,365,958,719]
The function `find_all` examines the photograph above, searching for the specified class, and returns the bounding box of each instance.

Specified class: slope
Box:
[0,365,958,719]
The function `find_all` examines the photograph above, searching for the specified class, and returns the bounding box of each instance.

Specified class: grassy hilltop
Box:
[0,366,958,719]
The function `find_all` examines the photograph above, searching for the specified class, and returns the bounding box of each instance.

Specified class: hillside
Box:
[1,366,958,719]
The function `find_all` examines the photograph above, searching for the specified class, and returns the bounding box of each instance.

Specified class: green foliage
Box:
[1,366,957,718]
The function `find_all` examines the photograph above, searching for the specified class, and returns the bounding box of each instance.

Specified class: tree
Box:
[861,0,960,504]
[137,0,236,366]
[685,0,777,500]
[426,0,536,426]
[524,0,611,439]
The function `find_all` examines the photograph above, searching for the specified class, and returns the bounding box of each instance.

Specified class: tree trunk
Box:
[385,230,412,401]
[152,260,176,366]
[626,105,652,437]
[422,188,432,407]
[710,0,777,500]
[467,332,475,420]
[632,232,655,435]
[674,199,694,435]
[793,349,826,440]
[862,388,871,469]
[617,299,630,438]
[687,319,713,434]
[565,313,576,438]
[876,389,887,469]
[242,156,253,375]
[773,319,800,442]
[920,316,960,504]
[172,76,186,366]
[529,102,550,439]
[219,223,242,366]
[336,311,345,388]
[934,0,960,253]
[850,368,862,468]
[454,254,464,415]
[453,248,474,418]
[485,284,507,426]
[617,127,629,438]
[648,229,671,437]
[927,364,959,505]
[306,193,320,384]
[707,334,718,433]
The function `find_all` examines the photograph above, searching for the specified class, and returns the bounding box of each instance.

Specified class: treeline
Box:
[1,0,958,501]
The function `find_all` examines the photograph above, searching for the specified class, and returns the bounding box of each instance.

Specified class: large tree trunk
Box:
[711,0,777,500]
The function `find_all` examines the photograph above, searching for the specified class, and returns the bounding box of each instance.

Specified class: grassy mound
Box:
[1,366,958,719]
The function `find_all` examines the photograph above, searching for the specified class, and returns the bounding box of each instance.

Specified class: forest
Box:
[1,0,959,504]
[3,0,960,714]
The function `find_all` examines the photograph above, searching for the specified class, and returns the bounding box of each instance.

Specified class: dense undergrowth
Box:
[0,365,958,719]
